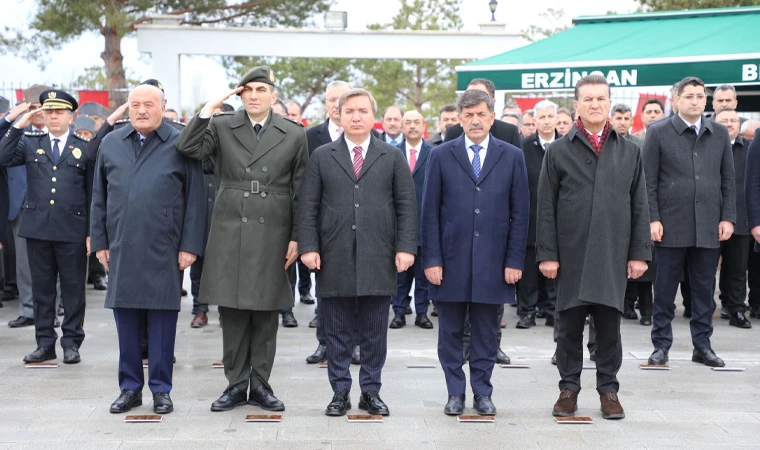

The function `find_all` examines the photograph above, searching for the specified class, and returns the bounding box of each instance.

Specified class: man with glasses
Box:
[644,77,736,368]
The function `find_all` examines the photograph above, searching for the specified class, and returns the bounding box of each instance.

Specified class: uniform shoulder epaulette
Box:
[73,133,90,142]
[212,111,235,117]
[283,116,304,127]
[24,130,47,137]
[114,118,131,129]
[173,120,186,127]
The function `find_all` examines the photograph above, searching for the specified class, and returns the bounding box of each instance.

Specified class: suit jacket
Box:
[396,139,432,245]
[732,136,749,235]
[298,135,417,298]
[0,118,23,222]
[642,115,736,248]
[536,126,651,312]
[521,131,561,247]
[745,134,760,249]
[0,127,91,243]
[444,120,522,149]
[421,134,529,305]
[428,132,443,147]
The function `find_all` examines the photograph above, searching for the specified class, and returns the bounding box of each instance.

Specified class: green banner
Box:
[457,58,760,91]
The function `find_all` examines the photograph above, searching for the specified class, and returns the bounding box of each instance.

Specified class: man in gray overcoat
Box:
[299,89,417,417]
[536,75,651,421]
[90,84,206,414]
[176,66,308,412]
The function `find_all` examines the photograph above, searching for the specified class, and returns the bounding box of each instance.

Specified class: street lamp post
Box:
[489,0,498,22]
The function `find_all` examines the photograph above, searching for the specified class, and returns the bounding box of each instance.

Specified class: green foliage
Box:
[520,8,568,42]
[638,0,760,10]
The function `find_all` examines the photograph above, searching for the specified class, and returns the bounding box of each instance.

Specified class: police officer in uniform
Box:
[0,89,92,364]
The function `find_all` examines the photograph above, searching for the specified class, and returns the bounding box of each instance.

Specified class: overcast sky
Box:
[0,0,639,111]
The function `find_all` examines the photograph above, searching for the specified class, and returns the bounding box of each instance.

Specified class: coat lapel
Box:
[229,110,257,157]
[330,138,359,181]
[451,135,478,184]
[39,135,55,163]
[411,141,431,176]
[476,137,503,184]
[318,121,333,146]
[358,137,386,180]
[249,115,285,165]
[57,134,77,163]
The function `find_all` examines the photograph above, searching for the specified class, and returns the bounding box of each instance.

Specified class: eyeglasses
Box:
[680,94,706,101]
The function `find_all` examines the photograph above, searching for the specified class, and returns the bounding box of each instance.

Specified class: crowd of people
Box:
[0,66,758,422]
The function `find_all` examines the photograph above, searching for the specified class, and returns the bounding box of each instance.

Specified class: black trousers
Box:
[553,309,596,352]
[748,239,760,311]
[652,246,719,350]
[87,252,106,282]
[321,296,390,393]
[624,281,653,316]
[190,255,209,314]
[4,224,15,295]
[718,234,752,313]
[517,246,557,317]
[557,304,621,394]
[289,258,312,296]
[27,239,87,349]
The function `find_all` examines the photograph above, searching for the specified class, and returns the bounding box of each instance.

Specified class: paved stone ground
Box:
[1,274,759,449]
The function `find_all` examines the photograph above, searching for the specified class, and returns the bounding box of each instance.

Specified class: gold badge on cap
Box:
[269,70,275,82]
[36,149,45,155]
[48,91,57,99]
[72,148,82,159]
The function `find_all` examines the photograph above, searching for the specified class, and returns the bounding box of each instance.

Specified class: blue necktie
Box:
[52,139,61,163]
[391,139,398,146]
[471,144,482,179]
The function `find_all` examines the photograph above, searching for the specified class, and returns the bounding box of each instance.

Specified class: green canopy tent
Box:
[456,6,760,112]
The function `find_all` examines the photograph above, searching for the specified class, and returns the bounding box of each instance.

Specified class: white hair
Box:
[128,84,165,105]
[325,80,351,94]
[533,100,558,114]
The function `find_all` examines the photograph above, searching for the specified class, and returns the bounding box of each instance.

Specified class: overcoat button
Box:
[261,192,267,198]
[259,217,265,223]
[245,167,251,173]
[242,217,248,223]
[351,225,356,230]
[244,192,250,198]
[262,166,268,172]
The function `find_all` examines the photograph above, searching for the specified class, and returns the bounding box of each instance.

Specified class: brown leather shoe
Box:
[191,312,208,328]
[600,392,625,420]
[552,389,578,417]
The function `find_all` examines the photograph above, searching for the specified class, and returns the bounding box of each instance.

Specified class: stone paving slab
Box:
[1,275,759,448]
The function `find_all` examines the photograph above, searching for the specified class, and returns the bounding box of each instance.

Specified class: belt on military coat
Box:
[219,180,291,195]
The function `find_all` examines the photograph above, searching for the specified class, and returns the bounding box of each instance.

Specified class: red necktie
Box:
[352,146,364,178]
[409,148,417,172]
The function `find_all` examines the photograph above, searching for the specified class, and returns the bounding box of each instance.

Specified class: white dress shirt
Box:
[538,134,555,149]
[404,140,423,168]
[345,135,371,161]
[249,114,269,131]
[49,130,70,157]
[679,114,702,134]
[464,134,490,164]
[328,120,343,142]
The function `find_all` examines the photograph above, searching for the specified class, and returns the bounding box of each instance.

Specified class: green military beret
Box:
[237,66,276,92]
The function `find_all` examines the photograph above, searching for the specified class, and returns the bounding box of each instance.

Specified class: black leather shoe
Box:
[181,289,188,297]
[720,307,730,319]
[306,344,327,364]
[23,346,56,363]
[300,292,315,305]
[308,315,319,328]
[249,386,285,411]
[359,391,389,416]
[729,312,752,329]
[414,313,433,329]
[463,346,470,362]
[63,346,81,364]
[93,278,108,291]
[648,348,669,365]
[325,389,351,416]
[623,308,638,320]
[389,312,406,329]
[431,305,438,317]
[444,394,465,415]
[496,348,510,365]
[351,345,360,365]
[536,310,547,319]
[110,390,142,413]
[692,348,725,367]
[473,395,496,415]
[516,314,535,329]
[8,316,34,328]
[405,305,413,315]
[545,316,554,327]
[211,387,247,411]
[281,311,298,328]
[750,308,760,319]
[683,308,692,318]
[640,315,652,326]
[153,392,173,414]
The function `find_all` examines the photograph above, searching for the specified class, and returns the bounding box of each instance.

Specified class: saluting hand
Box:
[627,260,648,279]
[718,221,734,242]
[539,260,559,279]
[395,252,415,273]
[13,108,40,130]
[504,267,522,284]
[5,101,30,122]
[284,241,298,270]
[201,87,244,117]
[96,249,110,271]
[301,251,321,270]
[178,251,197,271]
[424,266,443,286]
[107,102,129,126]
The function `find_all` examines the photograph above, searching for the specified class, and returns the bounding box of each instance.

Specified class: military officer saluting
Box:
[177,66,308,412]
[0,89,93,364]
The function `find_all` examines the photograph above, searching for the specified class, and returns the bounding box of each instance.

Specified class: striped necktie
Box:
[352,146,364,178]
